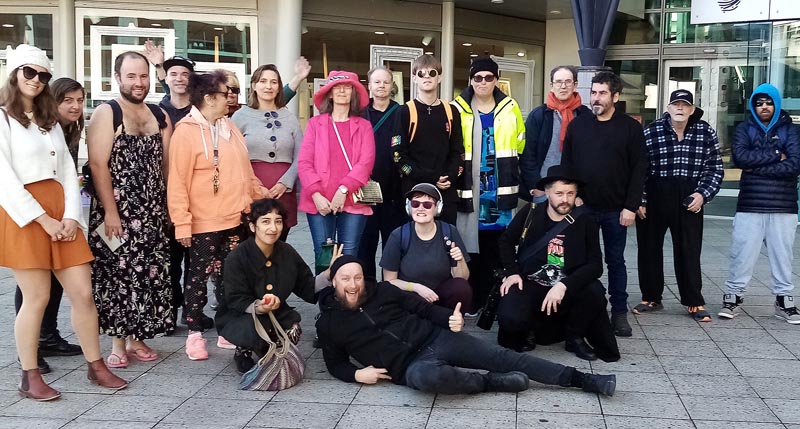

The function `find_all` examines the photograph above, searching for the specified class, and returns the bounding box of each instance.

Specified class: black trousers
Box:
[357,200,406,280]
[635,178,705,306]
[496,279,619,362]
[14,274,63,341]
[169,232,189,319]
[467,229,504,310]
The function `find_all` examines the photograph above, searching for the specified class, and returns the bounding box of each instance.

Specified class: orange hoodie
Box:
[168,107,264,239]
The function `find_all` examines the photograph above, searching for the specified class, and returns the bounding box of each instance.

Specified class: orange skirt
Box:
[0,180,94,270]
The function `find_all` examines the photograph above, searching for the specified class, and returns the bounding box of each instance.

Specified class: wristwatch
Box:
[338,185,348,194]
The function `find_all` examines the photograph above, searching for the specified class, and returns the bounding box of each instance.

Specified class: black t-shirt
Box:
[379,222,470,288]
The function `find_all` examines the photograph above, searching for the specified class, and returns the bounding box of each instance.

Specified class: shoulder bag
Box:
[239,305,305,391]
[332,119,383,205]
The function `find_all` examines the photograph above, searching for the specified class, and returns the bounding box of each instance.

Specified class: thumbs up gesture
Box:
[448,242,463,262]
[449,302,464,332]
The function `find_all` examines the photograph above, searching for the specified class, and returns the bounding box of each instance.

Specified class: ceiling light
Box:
[150,23,161,27]
[214,27,224,30]
[424,51,433,55]
[462,42,472,47]
[517,52,525,57]
[550,9,562,15]
[470,53,478,58]
[2,24,14,28]
[491,0,505,3]
[422,35,433,46]
[374,31,385,35]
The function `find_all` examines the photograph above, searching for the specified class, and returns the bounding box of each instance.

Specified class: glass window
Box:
[664,12,771,43]
[0,13,54,87]
[610,11,661,45]
[606,59,659,127]
[665,0,690,8]
[773,21,800,116]
[646,0,663,8]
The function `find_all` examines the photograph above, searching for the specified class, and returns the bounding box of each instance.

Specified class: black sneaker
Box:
[485,371,530,392]
[718,294,743,319]
[610,312,632,337]
[582,373,616,396]
[233,348,255,374]
[39,335,82,357]
[17,356,51,375]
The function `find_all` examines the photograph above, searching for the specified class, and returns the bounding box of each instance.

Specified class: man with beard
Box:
[561,71,648,337]
[316,254,617,396]
[494,165,619,361]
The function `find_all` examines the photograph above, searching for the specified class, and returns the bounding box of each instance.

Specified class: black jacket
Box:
[519,103,592,197]
[498,204,602,294]
[216,238,317,332]
[316,282,452,384]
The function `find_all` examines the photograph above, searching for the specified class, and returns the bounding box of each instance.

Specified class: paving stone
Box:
[716,341,796,359]
[162,397,264,426]
[0,416,68,428]
[271,379,360,404]
[659,356,738,375]
[517,386,600,414]
[148,346,232,376]
[525,347,591,370]
[613,371,675,394]
[633,313,699,327]
[591,353,665,373]
[746,377,800,399]
[115,371,214,398]
[63,420,156,428]
[641,325,711,341]
[336,404,429,428]
[599,392,689,419]
[693,421,785,429]
[769,329,800,345]
[434,391,516,410]
[352,382,434,408]
[602,416,694,428]
[247,402,346,428]
[516,411,605,428]
[732,358,800,378]
[669,374,756,397]
[0,389,22,408]
[765,398,800,424]
[80,394,185,422]
[615,338,656,356]
[1,392,107,420]
[304,357,336,380]
[704,327,779,344]
[426,408,516,429]
[194,375,277,401]
[681,395,778,422]
[649,340,726,357]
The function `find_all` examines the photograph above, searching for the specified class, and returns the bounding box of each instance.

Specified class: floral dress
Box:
[89,126,173,339]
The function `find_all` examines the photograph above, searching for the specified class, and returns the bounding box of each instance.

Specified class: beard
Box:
[119,84,148,104]
[549,200,574,216]
[335,287,368,310]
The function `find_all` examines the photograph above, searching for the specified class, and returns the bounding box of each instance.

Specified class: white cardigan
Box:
[0,110,85,230]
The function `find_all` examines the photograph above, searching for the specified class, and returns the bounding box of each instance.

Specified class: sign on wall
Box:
[692,0,800,24]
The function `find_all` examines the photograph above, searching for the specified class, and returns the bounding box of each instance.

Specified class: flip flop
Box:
[688,306,712,322]
[126,346,158,362]
[106,353,129,368]
[632,301,663,314]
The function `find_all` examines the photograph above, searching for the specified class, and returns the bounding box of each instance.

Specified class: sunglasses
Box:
[228,86,241,95]
[416,69,439,78]
[20,66,52,84]
[754,100,774,107]
[472,74,496,83]
[409,200,435,210]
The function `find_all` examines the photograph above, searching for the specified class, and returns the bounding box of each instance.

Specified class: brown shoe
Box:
[87,358,128,390]
[18,369,61,401]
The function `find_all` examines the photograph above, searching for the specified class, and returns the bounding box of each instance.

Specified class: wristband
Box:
[407,282,413,292]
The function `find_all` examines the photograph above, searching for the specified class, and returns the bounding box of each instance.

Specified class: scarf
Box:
[545,92,582,151]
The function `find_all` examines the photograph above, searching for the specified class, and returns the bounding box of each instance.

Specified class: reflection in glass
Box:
[610,12,661,45]
[606,60,659,127]
[0,14,53,87]
[664,12,770,44]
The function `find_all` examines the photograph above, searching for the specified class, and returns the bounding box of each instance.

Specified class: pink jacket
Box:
[298,114,375,215]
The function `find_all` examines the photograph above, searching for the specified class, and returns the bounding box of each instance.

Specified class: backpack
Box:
[406,100,453,142]
[399,220,452,258]
[108,99,168,133]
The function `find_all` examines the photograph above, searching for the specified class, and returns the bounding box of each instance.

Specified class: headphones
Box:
[405,183,444,217]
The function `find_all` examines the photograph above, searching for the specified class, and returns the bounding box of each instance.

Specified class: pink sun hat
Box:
[313,70,369,111]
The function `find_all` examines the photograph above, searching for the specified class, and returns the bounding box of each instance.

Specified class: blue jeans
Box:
[307,212,368,260]
[725,212,797,297]
[404,330,574,394]
[590,209,629,314]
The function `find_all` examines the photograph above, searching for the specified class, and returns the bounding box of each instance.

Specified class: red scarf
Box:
[545,92,583,151]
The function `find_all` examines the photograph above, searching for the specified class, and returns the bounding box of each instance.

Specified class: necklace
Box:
[24,111,33,119]
[416,97,438,115]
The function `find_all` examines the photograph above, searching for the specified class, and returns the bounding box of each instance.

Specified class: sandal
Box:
[632,301,663,314]
[688,306,712,322]
[106,353,129,368]
[126,345,158,362]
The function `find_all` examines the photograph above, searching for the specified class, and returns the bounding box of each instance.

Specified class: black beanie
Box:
[329,255,364,279]
[469,57,499,78]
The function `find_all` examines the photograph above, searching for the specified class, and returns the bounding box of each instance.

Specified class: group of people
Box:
[2,39,798,401]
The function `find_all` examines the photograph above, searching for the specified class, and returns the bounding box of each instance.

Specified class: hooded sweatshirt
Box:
[168,106,264,239]
[732,83,800,214]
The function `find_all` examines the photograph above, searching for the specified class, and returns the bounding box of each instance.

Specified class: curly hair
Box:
[188,69,229,108]
[243,198,288,226]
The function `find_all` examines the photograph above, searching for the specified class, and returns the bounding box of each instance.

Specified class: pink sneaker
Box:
[185,332,208,361]
[216,336,235,350]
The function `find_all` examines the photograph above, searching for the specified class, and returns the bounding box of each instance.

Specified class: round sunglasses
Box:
[416,69,439,79]
[20,66,52,85]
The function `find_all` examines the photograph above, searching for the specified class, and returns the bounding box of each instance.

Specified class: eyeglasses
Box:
[264,111,282,129]
[472,74,495,83]
[754,100,774,107]
[227,86,241,95]
[416,69,439,78]
[409,200,435,210]
[20,66,52,84]
[551,79,574,88]
[209,90,229,98]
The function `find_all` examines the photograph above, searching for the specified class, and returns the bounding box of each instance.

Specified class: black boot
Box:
[582,373,616,397]
[233,347,255,373]
[18,356,51,374]
[485,371,530,393]
[39,332,82,357]
[610,312,632,337]
[521,331,536,352]
[565,338,597,361]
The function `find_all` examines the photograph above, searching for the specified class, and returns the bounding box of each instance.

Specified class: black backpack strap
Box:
[146,103,168,129]
[400,222,413,258]
[108,99,123,133]
[517,206,586,269]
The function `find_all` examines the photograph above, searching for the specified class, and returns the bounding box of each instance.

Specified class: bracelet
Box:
[407,282,413,292]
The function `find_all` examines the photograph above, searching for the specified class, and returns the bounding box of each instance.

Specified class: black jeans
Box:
[403,330,575,394]
[467,229,504,310]
[636,178,705,306]
[14,273,63,341]
[169,233,189,318]
[357,200,406,280]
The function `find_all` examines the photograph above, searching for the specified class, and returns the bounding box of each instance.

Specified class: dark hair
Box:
[317,87,362,117]
[188,69,228,108]
[412,54,442,74]
[114,51,148,76]
[544,179,579,191]
[248,64,286,109]
[410,191,439,202]
[0,69,58,131]
[50,78,85,149]
[244,198,288,226]
[591,71,622,95]
[550,65,578,82]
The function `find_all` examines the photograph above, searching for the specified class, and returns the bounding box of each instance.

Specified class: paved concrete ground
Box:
[2,217,800,428]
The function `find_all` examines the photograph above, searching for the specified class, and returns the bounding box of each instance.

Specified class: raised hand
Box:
[449,302,464,332]
[448,242,463,262]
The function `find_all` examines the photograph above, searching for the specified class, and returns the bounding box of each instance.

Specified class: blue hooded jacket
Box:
[732,83,800,214]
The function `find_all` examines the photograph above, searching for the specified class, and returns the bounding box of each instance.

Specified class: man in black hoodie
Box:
[316,255,616,396]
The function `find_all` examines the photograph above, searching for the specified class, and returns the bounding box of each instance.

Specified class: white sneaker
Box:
[775,296,800,325]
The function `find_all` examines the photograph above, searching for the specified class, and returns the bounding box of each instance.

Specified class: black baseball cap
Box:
[669,89,694,106]
[405,183,442,202]
[163,56,195,72]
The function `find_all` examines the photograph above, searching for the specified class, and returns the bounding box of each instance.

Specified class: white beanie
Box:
[6,44,51,76]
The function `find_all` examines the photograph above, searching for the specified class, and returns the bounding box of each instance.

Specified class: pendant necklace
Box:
[416,97,437,115]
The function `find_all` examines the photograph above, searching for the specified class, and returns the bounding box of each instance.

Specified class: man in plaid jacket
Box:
[633,89,723,321]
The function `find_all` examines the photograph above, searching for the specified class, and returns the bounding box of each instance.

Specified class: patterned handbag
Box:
[332,119,384,205]
[239,305,305,391]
